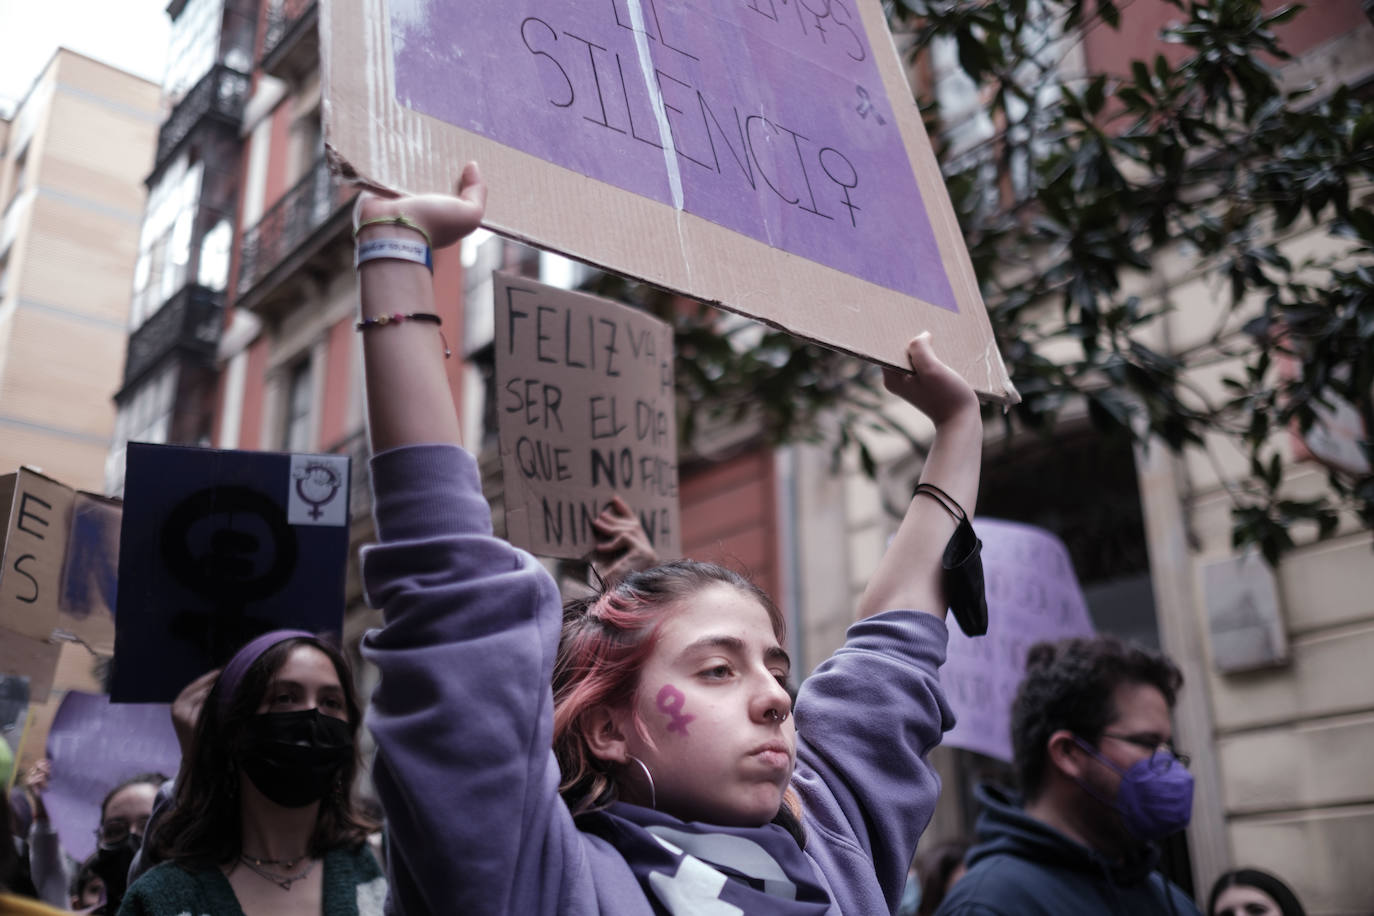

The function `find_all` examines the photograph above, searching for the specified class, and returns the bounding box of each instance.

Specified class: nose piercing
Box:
[766,708,789,723]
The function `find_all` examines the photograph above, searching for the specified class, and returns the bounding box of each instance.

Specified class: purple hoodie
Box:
[361,444,954,915]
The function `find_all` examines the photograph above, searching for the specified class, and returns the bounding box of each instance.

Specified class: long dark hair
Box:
[149,636,376,866]
[1207,868,1306,916]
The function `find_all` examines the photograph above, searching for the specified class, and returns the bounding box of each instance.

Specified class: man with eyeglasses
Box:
[937,636,1202,915]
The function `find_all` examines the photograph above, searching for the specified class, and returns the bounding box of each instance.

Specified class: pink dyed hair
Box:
[552,560,788,817]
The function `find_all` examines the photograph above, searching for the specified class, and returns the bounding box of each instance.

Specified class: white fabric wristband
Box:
[355,237,433,273]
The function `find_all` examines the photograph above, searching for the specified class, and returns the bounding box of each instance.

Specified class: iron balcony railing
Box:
[237,155,343,297]
[262,0,319,70]
[120,282,224,392]
[153,65,250,171]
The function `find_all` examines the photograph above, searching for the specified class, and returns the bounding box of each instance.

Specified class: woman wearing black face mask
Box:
[89,774,164,914]
[118,631,384,915]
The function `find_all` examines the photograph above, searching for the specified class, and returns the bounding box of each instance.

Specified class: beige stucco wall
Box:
[1136,22,1374,906]
[0,50,160,491]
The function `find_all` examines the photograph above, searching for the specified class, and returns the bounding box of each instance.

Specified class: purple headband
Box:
[216,629,317,716]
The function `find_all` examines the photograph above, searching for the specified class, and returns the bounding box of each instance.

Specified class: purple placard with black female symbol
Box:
[111,444,349,703]
[387,0,955,311]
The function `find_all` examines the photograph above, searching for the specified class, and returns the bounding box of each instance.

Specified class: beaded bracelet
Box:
[355,312,451,358]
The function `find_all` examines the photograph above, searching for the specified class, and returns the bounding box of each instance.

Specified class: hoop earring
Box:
[627,754,656,810]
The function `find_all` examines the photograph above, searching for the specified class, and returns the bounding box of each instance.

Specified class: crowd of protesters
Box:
[0,167,1311,916]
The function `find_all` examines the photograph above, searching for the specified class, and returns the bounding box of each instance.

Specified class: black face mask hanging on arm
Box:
[914,482,988,637]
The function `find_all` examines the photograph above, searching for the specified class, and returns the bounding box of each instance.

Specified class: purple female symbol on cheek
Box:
[656,685,695,736]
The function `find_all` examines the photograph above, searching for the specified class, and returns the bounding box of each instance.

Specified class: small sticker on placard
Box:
[287,455,349,527]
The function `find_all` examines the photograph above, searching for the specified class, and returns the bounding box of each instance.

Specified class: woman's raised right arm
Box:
[357,162,485,452]
[355,166,604,915]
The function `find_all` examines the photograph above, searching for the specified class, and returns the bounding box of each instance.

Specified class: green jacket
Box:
[117,844,385,916]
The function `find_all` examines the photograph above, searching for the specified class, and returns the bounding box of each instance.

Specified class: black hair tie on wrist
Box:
[915,483,988,637]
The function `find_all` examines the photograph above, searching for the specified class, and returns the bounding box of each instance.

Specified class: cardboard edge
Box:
[0,474,16,590]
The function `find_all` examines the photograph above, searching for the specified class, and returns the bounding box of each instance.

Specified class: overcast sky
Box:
[0,0,171,117]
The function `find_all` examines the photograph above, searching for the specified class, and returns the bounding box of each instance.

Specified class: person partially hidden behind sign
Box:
[118,632,384,915]
[2,790,65,916]
[18,756,163,914]
[935,636,1201,915]
[350,163,985,914]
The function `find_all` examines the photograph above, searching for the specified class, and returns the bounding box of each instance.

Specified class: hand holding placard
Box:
[592,495,660,586]
[356,162,487,248]
[171,668,219,760]
[21,757,50,820]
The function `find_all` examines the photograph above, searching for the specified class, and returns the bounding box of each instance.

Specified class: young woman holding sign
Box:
[354,163,984,914]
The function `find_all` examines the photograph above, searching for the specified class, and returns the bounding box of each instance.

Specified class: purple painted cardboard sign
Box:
[44,691,180,862]
[941,520,1096,763]
[389,0,956,311]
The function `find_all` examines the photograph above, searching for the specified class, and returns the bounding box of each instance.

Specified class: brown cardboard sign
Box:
[0,471,119,654]
[321,0,1018,403]
[494,272,681,560]
[0,469,73,642]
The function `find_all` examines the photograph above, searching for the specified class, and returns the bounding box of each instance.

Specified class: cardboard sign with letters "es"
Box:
[321,0,1018,404]
[112,444,351,703]
[0,469,118,701]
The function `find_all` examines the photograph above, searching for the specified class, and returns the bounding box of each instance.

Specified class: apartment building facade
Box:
[0,51,160,491]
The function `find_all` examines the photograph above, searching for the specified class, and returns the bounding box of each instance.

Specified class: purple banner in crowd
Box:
[941,520,1096,763]
[388,0,956,310]
[44,691,180,862]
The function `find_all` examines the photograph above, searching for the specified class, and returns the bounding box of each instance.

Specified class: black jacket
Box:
[934,784,1201,916]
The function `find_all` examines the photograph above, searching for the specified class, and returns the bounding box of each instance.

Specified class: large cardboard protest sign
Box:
[322,0,1018,402]
[112,444,350,702]
[941,520,1096,762]
[44,691,181,862]
[494,273,681,559]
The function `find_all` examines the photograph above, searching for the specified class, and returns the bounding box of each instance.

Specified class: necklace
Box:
[241,852,308,870]
[237,854,316,891]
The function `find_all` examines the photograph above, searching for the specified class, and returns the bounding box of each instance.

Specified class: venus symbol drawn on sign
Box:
[293,462,343,520]
[855,86,886,125]
[656,684,695,735]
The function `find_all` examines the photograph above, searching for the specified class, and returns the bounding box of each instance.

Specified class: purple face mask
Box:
[1073,738,1194,841]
